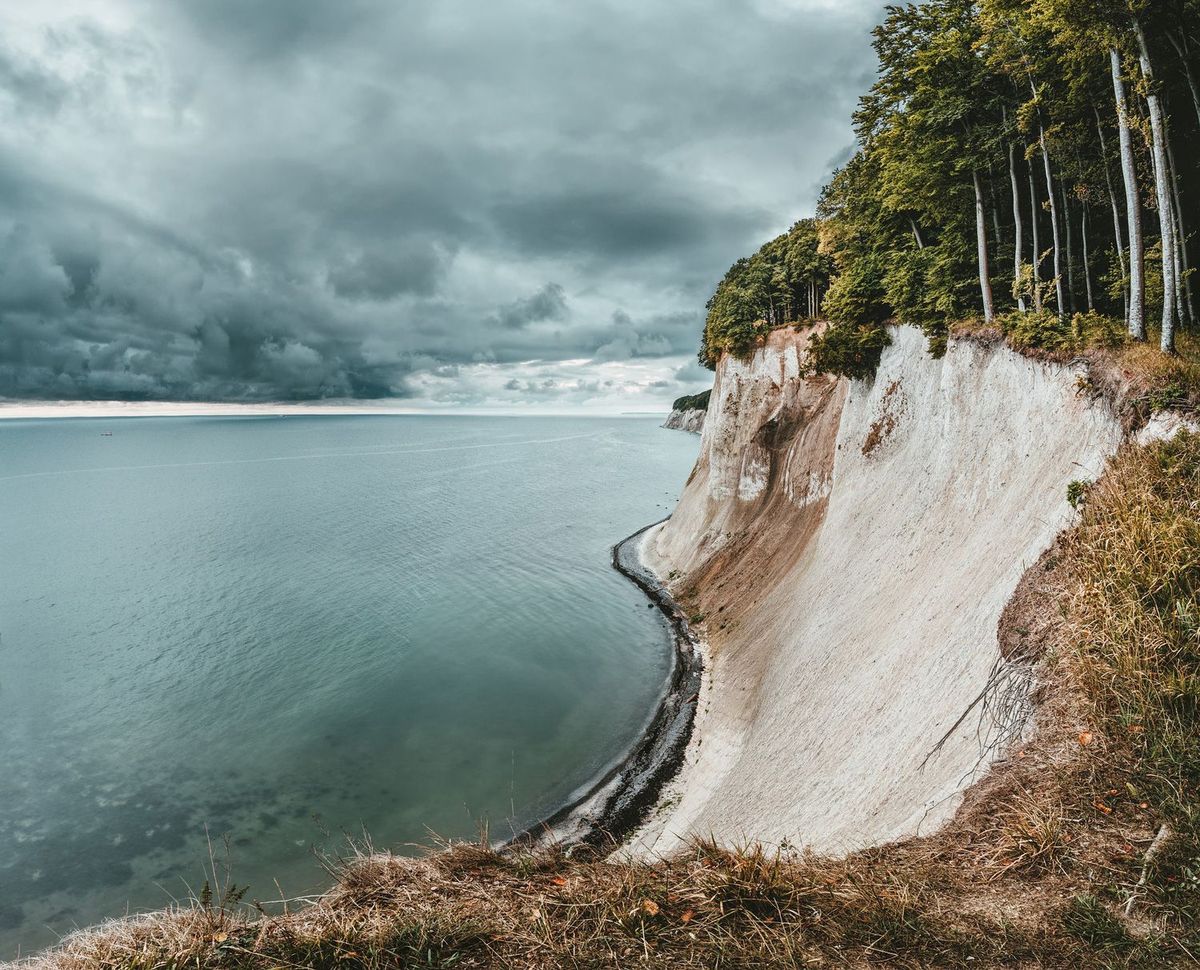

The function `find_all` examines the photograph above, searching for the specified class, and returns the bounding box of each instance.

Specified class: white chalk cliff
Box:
[633,324,1123,856]
[663,407,706,433]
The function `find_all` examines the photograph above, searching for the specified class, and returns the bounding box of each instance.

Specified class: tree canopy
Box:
[699,0,1200,372]
[699,218,833,367]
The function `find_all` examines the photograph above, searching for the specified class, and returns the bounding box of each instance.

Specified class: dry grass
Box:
[13,840,990,969]
[16,434,1200,970]
[1094,331,1200,427]
[982,792,1074,877]
[1061,434,1200,923]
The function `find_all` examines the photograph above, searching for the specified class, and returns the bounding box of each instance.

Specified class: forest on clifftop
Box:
[702,0,1200,377]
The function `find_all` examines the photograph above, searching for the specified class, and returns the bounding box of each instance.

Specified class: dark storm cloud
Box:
[495,283,569,330]
[490,187,741,260]
[328,244,449,301]
[173,0,382,61]
[0,0,885,404]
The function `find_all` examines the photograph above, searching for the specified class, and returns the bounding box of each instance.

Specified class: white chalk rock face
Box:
[1136,410,1200,445]
[662,408,706,433]
[635,325,1123,857]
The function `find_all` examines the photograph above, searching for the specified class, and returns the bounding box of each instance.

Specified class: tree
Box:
[1134,14,1180,351]
[699,219,834,368]
[1111,48,1147,338]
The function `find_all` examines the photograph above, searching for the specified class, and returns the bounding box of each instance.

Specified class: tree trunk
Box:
[1135,18,1178,352]
[1008,139,1027,312]
[1145,139,1180,323]
[974,171,996,324]
[1095,110,1128,319]
[1028,165,1043,313]
[1039,129,1066,317]
[987,163,1003,247]
[1061,181,1075,314]
[1165,126,1196,328]
[1082,204,1094,311]
[1111,47,1145,340]
[910,218,925,250]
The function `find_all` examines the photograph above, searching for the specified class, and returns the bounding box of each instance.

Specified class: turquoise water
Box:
[0,414,697,958]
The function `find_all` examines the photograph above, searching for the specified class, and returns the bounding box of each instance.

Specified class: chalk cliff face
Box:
[634,324,1123,856]
[662,408,706,433]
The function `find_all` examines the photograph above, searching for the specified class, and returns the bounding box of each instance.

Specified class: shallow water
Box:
[0,414,697,958]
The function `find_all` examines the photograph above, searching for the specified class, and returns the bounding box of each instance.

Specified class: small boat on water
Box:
[100,432,113,436]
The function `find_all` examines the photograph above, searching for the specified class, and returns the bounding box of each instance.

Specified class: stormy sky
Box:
[0,0,883,410]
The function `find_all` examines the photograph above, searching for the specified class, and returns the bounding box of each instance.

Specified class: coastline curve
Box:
[506,520,703,850]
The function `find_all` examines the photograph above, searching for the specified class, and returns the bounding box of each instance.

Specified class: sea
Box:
[0,413,699,958]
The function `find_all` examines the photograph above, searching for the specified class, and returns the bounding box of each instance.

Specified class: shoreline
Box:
[508,519,703,851]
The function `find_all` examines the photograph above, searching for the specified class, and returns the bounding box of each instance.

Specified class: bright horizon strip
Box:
[0,430,607,485]
[0,403,680,420]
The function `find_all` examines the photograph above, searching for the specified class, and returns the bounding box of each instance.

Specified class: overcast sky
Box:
[0,0,883,411]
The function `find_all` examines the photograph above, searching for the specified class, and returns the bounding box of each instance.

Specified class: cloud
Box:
[0,0,886,407]
[495,283,568,330]
[674,358,713,385]
[327,244,449,301]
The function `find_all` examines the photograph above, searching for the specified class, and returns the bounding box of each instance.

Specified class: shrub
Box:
[1147,381,1188,412]
[1066,479,1091,510]
[700,316,766,368]
[998,310,1126,356]
[804,323,891,381]
[1111,329,1200,414]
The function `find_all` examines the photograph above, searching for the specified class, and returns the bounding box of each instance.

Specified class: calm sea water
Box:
[0,414,697,958]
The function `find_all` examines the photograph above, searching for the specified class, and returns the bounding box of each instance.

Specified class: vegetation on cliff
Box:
[669,390,710,414]
[699,219,832,367]
[702,0,1200,380]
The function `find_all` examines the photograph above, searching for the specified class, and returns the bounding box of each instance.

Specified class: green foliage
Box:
[796,0,1193,356]
[700,219,834,368]
[1147,382,1187,413]
[1076,312,1132,350]
[1013,261,1058,314]
[1060,895,1133,952]
[821,248,890,327]
[998,310,1126,355]
[1066,479,1091,509]
[810,0,1011,340]
[817,153,897,329]
[671,389,711,413]
[804,324,892,381]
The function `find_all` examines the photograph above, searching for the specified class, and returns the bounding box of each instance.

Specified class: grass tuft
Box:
[1061,894,1132,951]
